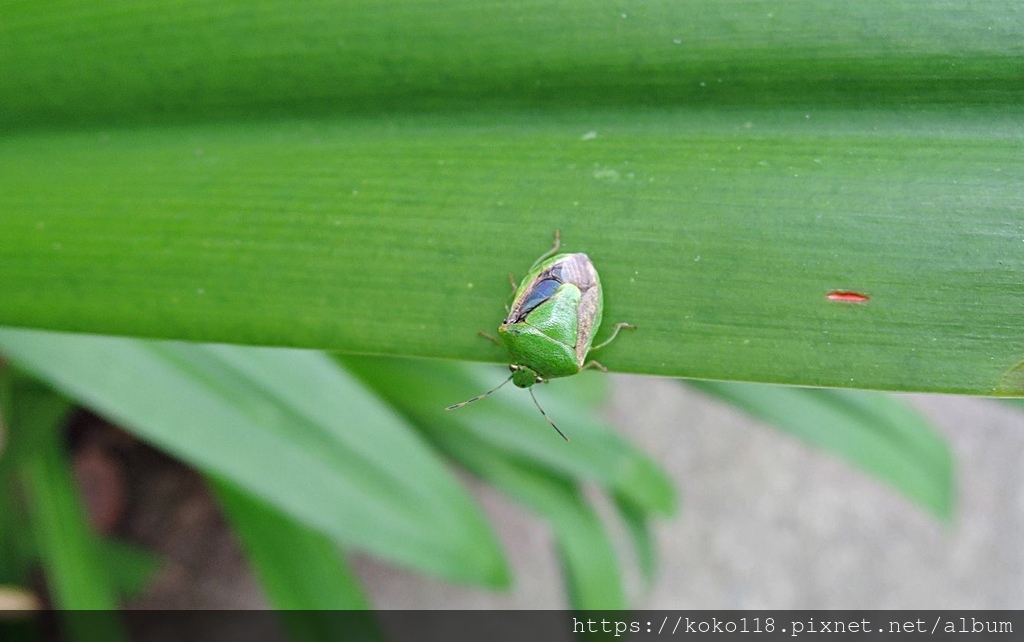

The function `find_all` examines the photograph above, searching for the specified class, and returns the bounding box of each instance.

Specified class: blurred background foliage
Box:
[0,0,1022,631]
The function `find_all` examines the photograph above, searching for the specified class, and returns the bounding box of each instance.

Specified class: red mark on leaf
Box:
[827,290,869,303]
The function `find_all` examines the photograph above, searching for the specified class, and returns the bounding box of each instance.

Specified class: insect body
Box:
[447,232,635,440]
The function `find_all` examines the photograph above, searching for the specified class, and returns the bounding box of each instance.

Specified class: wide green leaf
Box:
[0,1,1019,127]
[688,381,954,518]
[1,114,1022,395]
[0,328,508,586]
[0,2,1022,394]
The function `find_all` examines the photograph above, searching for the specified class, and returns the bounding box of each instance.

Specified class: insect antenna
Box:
[445,375,513,410]
[529,387,569,442]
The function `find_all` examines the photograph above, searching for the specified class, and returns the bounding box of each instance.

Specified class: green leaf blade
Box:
[431,431,626,610]
[0,1,1021,128]
[688,381,954,518]
[211,479,371,610]
[4,378,128,641]
[3,1,1023,393]
[1,109,1022,393]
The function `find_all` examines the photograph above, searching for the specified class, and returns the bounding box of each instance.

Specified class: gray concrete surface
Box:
[355,375,1024,608]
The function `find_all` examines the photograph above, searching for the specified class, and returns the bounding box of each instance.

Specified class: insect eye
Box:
[535,376,543,384]
[509,364,519,372]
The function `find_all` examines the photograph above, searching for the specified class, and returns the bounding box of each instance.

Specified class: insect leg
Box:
[589,322,637,352]
[477,330,501,346]
[446,374,513,410]
[475,331,499,346]
[581,360,609,373]
[528,230,562,270]
[505,272,518,310]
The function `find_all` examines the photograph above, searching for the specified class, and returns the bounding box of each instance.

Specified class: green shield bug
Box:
[447,231,635,441]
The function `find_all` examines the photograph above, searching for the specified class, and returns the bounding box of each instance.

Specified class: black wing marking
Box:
[515,278,562,321]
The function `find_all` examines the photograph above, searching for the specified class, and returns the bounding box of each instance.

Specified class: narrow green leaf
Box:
[100,540,160,600]
[211,479,370,609]
[9,380,127,641]
[0,375,72,476]
[0,366,8,462]
[688,381,954,518]
[343,356,631,607]
[431,429,625,610]
[20,446,114,609]
[212,480,387,642]
[0,433,35,587]
[613,493,658,586]
[1,372,156,600]
[0,328,508,587]
[3,377,99,599]
[0,483,30,585]
[998,399,1024,413]
[342,356,675,516]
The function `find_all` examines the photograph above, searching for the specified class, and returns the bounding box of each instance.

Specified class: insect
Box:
[446,231,635,441]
